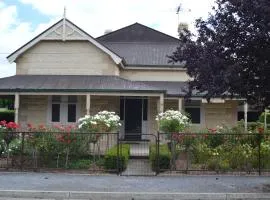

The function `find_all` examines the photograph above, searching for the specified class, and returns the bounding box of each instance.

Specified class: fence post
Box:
[20,132,25,171]
[156,131,160,175]
[258,133,262,176]
[116,132,120,175]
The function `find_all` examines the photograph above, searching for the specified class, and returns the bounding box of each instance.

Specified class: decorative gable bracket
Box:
[7,18,123,66]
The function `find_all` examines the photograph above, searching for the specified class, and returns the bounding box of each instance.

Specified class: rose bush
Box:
[78,111,121,133]
[156,110,190,133]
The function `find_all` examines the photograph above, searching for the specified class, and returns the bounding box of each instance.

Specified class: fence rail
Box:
[158,132,270,175]
[0,131,119,173]
[0,131,269,176]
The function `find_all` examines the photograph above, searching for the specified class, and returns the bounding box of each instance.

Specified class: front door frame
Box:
[121,96,148,141]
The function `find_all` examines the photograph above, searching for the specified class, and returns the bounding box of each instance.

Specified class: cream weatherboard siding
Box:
[120,69,190,81]
[203,100,238,128]
[16,41,120,76]
[19,95,48,125]
[80,96,120,116]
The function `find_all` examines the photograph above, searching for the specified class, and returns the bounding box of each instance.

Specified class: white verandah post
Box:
[159,94,164,113]
[244,102,248,132]
[14,93,20,123]
[178,98,183,112]
[86,94,91,115]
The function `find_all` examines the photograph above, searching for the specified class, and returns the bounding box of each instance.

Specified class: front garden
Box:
[0,108,269,175]
[0,111,126,172]
[152,110,270,174]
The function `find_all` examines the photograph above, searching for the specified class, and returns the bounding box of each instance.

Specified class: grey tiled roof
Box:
[97,23,183,67]
[0,75,189,97]
[102,42,181,66]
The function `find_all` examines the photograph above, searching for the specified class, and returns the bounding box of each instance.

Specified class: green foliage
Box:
[207,134,225,148]
[104,144,130,171]
[260,140,270,168]
[0,110,14,122]
[150,144,171,171]
[169,0,270,107]
[0,138,21,157]
[68,159,92,169]
[191,142,212,164]
[0,99,13,109]
[259,112,270,125]
[206,158,230,172]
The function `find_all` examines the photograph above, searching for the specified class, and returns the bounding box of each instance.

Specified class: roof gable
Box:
[97,22,179,43]
[7,18,123,65]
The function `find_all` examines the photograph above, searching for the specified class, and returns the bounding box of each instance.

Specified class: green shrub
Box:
[104,144,130,171]
[150,144,171,171]
[259,112,270,124]
[68,159,92,169]
[207,158,230,172]
[0,110,14,122]
[191,142,212,164]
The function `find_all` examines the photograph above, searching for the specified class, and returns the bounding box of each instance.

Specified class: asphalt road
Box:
[0,172,269,193]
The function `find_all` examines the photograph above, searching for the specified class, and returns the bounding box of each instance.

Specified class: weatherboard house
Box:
[0,17,240,139]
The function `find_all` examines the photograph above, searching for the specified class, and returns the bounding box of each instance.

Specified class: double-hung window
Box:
[50,95,79,124]
[184,100,201,124]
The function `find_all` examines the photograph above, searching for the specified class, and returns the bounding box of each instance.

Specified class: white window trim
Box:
[47,95,80,125]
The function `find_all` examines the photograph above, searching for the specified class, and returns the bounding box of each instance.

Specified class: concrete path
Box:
[122,159,155,176]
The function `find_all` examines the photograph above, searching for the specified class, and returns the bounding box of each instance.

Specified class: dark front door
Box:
[125,99,142,140]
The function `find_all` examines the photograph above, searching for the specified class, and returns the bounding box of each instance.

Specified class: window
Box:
[238,112,260,122]
[68,104,76,122]
[51,96,61,122]
[237,104,260,122]
[51,104,60,122]
[185,100,201,124]
[67,96,77,122]
[50,95,79,123]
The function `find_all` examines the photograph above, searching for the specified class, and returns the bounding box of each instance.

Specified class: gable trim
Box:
[7,18,123,65]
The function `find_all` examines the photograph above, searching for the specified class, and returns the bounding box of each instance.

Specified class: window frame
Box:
[48,95,80,124]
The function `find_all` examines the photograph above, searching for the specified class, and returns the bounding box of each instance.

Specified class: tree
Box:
[169,0,270,109]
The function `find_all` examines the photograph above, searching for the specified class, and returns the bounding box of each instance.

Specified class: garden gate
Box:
[118,134,159,176]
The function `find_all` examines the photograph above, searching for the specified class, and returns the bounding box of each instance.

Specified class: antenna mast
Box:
[62,6,66,41]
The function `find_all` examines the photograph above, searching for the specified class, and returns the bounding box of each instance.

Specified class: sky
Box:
[0,0,216,78]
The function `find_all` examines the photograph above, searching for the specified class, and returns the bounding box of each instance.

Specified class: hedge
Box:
[104,144,130,172]
[149,144,171,171]
[0,110,14,122]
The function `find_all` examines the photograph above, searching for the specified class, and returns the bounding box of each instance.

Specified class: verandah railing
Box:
[0,131,119,173]
[157,132,270,175]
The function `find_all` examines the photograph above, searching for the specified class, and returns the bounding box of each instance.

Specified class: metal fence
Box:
[158,132,270,175]
[1,131,269,176]
[0,131,119,173]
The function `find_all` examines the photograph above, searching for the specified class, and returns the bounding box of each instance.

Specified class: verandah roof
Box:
[0,75,180,96]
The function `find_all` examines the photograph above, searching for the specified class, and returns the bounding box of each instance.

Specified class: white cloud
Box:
[0,0,215,78]
[19,0,215,37]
